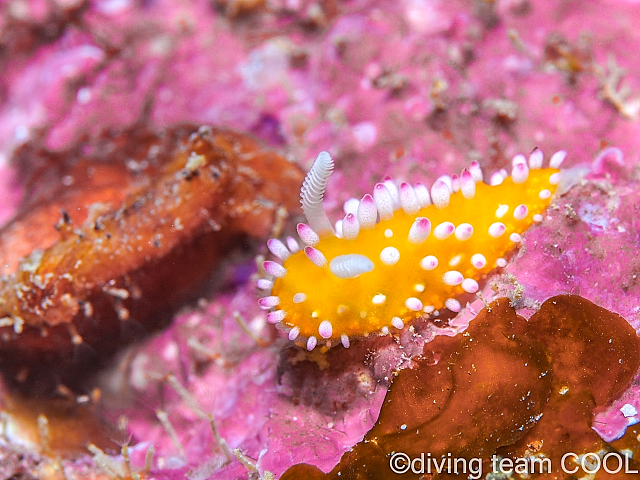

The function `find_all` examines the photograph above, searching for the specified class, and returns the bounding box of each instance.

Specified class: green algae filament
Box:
[281,295,640,479]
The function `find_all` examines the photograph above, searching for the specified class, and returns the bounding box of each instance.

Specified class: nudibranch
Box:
[258,150,566,350]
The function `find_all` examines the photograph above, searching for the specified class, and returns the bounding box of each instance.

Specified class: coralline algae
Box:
[2,0,640,479]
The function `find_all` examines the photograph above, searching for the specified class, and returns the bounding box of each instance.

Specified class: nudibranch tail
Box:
[259,150,566,350]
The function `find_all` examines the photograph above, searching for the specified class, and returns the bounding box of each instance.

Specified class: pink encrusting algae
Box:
[2,0,640,479]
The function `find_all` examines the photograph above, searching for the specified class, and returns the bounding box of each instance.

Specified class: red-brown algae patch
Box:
[280,295,640,479]
[0,124,303,392]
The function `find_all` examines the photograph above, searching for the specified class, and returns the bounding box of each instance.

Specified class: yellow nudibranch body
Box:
[258,150,565,350]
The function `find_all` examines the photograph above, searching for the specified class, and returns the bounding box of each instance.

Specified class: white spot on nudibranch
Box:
[445,298,461,312]
[488,222,506,238]
[420,255,438,270]
[372,294,386,305]
[449,254,462,267]
[267,310,286,323]
[471,254,486,269]
[405,297,423,311]
[513,204,529,220]
[434,222,455,240]
[380,247,400,265]
[289,326,300,340]
[461,278,479,293]
[318,320,333,339]
[539,189,551,200]
[494,205,509,219]
[443,271,463,286]
[454,223,473,241]
[391,317,404,329]
[293,293,307,303]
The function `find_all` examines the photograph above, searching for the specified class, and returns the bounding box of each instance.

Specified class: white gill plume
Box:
[300,151,335,235]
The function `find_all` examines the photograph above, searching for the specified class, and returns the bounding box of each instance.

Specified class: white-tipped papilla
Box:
[414,182,431,207]
[300,151,335,235]
[461,278,479,293]
[329,254,374,279]
[529,150,543,169]
[263,260,286,278]
[297,223,319,246]
[405,297,423,311]
[431,180,451,209]
[286,236,300,253]
[391,317,404,329]
[490,170,504,186]
[460,169,475,199]
[256,279,273,290]
[382,178,401,209]
[512,162,529,184]
[539,189,551,200]
[513,204,529,220]
[318,320,333,339]
[451,174,460,193]
[445,298,461,312]
[512,154,526,166]
[259,296,280,309]
[399,182,420,215]
[420,255,438,270]
[408,217,431,244]
[334,220,343,238]
[342,213,360,240]
[343,197,360,215]
[434,221,455,240]
[373,183,395,221]
[341,334,350,348]
[304,246,327,267]
[454,223,473,241]
[549,150,567,169]
[469,161,483,182]
[471,253,486,269]
[267,238,291,260]
[288,326,300,340]
[267,310,286,324]
[357,194,377,230]
[443,270,463,286]
[488,222,506,238]
[307,336,318,350]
